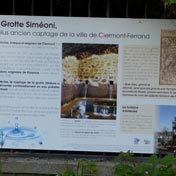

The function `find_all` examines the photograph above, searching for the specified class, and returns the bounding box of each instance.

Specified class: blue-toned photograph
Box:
[157,105,176,154]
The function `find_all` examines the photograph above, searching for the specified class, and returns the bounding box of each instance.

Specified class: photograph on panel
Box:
[160,30,176,85]
[156,105,176,153]
[61,43,118,120]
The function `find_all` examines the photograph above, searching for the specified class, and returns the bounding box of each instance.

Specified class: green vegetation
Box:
[163,0,176,5]
[58,159,97,176]
[113,152,176,176]
[58,152,176,176]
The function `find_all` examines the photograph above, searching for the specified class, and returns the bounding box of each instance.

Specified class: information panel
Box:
[0,15,176,154]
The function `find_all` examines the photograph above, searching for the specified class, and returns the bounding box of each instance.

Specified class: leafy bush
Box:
[113,152,176,176]
[58,152,176,176]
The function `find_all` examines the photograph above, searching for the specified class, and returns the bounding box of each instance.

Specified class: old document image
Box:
[160,30,176,85]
